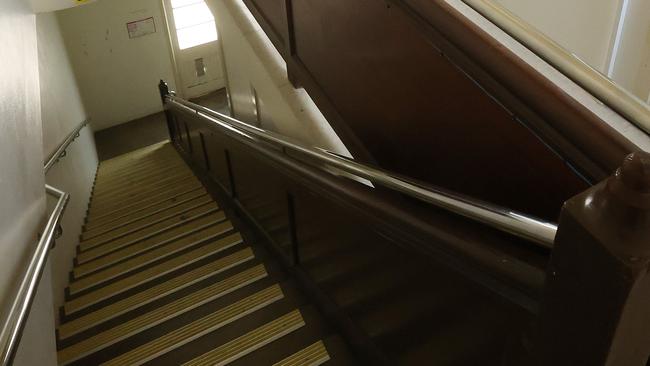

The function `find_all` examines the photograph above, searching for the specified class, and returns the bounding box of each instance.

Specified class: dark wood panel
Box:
[402,0,636,174]
[168,105,542,363]
[288,0,588,221]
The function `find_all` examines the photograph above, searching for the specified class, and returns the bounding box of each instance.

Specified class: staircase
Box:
[56,142,355,366]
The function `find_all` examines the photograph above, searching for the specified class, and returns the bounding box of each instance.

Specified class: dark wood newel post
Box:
[533,152,650,366]
[158,79,170,103]
[158,80,175,142]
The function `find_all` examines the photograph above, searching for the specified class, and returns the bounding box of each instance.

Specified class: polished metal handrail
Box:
[167,95,558,248]
[45,119,91,174]
[460,0,650,134]
[0,119,86,364]
[0,186,69,366]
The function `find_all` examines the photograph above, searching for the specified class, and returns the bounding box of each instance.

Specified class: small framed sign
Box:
[127,17,156,39]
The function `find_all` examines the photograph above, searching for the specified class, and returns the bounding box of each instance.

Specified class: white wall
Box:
[495,0,622,73]
[57,0,178,131]
[37,11,99,313]
[0,0,52,364]
[207,0,351,156]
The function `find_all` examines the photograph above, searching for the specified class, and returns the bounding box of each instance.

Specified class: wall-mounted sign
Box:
[126,17,156,39]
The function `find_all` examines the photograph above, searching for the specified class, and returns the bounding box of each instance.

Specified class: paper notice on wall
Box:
[127,17,156,39]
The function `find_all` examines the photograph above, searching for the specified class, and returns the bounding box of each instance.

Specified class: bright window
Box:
[171,0,218,50]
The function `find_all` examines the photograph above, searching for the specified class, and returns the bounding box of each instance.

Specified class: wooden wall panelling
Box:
[169,106,540,363]
[401,0,636,174]
[287,0,587,221]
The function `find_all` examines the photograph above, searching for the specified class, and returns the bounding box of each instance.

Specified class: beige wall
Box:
[495,0,622,73]
[38,11,99,313]
[0,0,46,311]
[4,10,99,365]
[57,0,178,131]
[28,0,97,13]
[207,0,351,156]
[0,0,51,364]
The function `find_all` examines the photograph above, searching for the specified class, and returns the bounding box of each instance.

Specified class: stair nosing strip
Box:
[93,161,189,187]
[92,164,190,194]
[272,341,330,366]
[64,244,251,315]
[76,212,226,273]
[182,310,306,366]
[84,186,205,231]
[100,284,284,366]
[90,175,196,208]
[88,179,200,216]
[82,193,211,241]
[59,263,266,340]
[92,170,192,200]
[70,228,240,294]
[58,263,270,366]
[79,201,219,253]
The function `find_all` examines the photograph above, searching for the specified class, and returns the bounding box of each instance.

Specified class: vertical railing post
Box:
[158,79,170,103]
[533,152,650,365]
[158,80,176,142]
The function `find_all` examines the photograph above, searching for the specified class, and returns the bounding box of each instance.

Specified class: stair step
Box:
[92,163,191,196]
[92,168,193,201]
[77,199,219,254]
[74,214,230,277]
[59,257,265,341]
[272,340,330,366]
[88,177,200,215]
[96,147,179,174]
[79,200,219,253]
[96,153,183,178]
[81,194,213,242]
[97,144,174,175]
[182,309,306,366]
[84,187,205,233]
[94,154,189,186]
[57,269,275,365]
[227,307,335,366]
[101,284,286,366]
[70,230,242,294]
[64,247,254,315]
[58,142,355,366]
[90,174,196,208]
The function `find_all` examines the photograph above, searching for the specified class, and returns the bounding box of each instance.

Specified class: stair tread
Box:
[58,142,351,366]
[58,266,276,365]
[73,213,230,278]
[64,245,254,315]
[81,193,212,242]
[84,187,206,233]
[79,201,220,253]
[70,230,242,294]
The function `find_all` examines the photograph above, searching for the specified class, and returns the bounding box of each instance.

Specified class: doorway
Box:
[163,0,225,99]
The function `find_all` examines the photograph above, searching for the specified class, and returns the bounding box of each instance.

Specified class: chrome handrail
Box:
[167,95,558,248]
[460,0,650,134]
[0,186,69,366]
[0,118,87,364]
[45,119,90,174]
